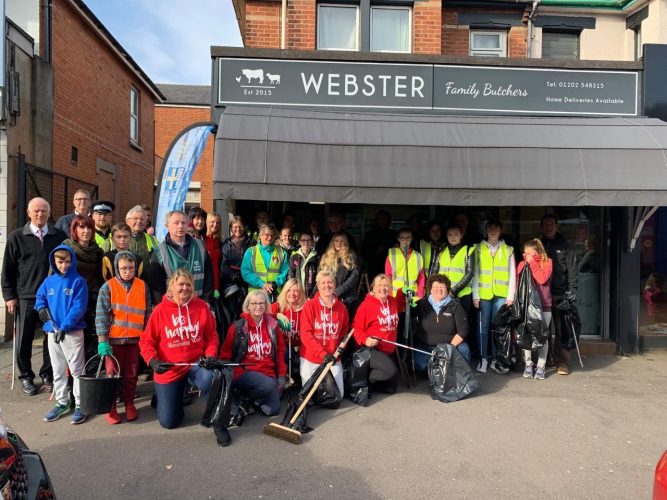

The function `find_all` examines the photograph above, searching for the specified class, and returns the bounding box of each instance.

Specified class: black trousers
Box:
[369,350,398,383]
[17,299,52,382]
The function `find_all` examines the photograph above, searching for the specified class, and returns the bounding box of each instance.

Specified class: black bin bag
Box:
[427,343,480,403]
[492,304,513,370]
[280,362,342,433]
[344,347,372,407]
[201,367,233,429]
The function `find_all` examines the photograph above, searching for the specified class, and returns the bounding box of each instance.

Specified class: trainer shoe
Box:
[44,403,72,422]
[523,364,534,379]
[71,406,87,425]
[557,364,571,376]
[476,358,488,373]
[214,427,231,447]
[535,366,546,380]
[125,402,138,422]
[491,360,510,375]
[104,408,122,425]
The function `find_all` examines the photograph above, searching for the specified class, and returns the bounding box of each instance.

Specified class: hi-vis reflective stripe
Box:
[113,319,145,330]
[113,304,146,316]
[477,242,510,299]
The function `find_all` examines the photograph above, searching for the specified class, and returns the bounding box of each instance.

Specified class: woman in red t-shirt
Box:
[352,274,399,394]
[271,278,306,385]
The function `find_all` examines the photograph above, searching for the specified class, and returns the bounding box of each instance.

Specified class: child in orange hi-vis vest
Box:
[95,251,151,425]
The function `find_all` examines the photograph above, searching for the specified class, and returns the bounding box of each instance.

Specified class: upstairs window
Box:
[130,87,140,143]
[469,30,507,57]
[370,6,411,53]
[542,31,579,60]
[317,5,359,50]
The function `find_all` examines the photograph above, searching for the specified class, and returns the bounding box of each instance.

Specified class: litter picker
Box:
[263,328,355,445]
[371,336,445,359]
[10,313,17,391]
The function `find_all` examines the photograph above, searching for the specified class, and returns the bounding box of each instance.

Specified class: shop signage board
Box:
[215,57,638,117]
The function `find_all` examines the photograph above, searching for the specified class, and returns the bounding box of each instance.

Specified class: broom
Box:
[263,328,355,444]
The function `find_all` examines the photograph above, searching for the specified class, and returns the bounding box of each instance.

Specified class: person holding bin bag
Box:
[34,245,89,424]
[95,251,151,424]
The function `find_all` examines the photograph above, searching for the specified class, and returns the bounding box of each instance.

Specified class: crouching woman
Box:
[139,270,226,443]
[220,290,287,417]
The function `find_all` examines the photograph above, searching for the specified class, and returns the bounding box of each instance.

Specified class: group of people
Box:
[1,193,579,447]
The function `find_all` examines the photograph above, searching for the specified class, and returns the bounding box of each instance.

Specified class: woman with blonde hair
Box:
[516,238,553,380]
[351,273,400,397]
[319,232,359,314]
[271,278,307,384]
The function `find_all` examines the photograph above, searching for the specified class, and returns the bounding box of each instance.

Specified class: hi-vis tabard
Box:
[387,248,423,296]
[476,242,511,299]
[437,246,475,297]
[156,238,207,296]
[249,245,285,293]
[420,240,433,277]
[108,278,147,341]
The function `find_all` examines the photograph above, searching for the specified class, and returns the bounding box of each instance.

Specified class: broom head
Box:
[263,422,302,444]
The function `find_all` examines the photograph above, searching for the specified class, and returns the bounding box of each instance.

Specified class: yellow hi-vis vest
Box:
[420,240,433,277]
[437,246,474,297]
[387,248,423,297]
[477,242,511,300]
[249,245,285,293]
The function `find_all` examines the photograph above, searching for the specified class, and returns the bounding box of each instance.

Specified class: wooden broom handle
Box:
[289,328,354,426]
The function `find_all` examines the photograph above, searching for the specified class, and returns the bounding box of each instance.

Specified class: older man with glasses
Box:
[55,189,92,233]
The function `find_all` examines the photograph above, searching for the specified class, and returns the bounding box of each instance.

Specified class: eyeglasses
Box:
[118,266,136,272]
[249,302,266,307]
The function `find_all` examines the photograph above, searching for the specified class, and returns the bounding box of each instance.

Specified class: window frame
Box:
[541,30,580,60]
[130,86,140,144]
[634,25,642,60]
[469,30,508,57]
[317,4,360,51]
[369,5,412,54]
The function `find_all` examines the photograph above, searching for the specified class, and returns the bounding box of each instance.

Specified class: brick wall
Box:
[245,1,281,48]
[51,0,157,220]
[413,0,442,55]
[287,0,315,50]
[154,106,215,213]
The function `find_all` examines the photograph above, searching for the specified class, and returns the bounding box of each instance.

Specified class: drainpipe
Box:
[281,0,287,49]
[43,0,53,63]
[527,0,541,58]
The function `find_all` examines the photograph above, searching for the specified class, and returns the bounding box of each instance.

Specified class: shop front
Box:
[209,45,667,353]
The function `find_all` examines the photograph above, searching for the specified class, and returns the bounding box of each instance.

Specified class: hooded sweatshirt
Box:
[139,294,219,384]
[300,292,349,364]
[517,255,553,312]
[353,294,399,355]
[220,312,286,380]
[34,244,88,333]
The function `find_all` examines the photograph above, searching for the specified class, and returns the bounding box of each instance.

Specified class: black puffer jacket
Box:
[220,236,252,287]
[541,233,577,297]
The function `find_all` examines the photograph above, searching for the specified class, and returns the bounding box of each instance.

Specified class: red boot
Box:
[125,401,138,421]
[104,405,122,425]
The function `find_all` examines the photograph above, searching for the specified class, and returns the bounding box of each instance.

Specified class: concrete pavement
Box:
[0,340,665,499]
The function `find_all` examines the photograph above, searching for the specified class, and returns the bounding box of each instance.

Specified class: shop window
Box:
[130,87,140,144]
[317,4,359,51]
[542,31,579,60]
[469,30,507,57]
[370,6,411,53]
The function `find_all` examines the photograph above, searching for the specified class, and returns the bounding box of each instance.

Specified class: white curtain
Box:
[371,8,410,52]
[319,6,357,50]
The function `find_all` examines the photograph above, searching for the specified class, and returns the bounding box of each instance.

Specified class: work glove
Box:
[564,290,577,303]
[276,313,291,332]
[55,329,66,344]
[410,296,419,308]
[323,353,335,365]
[277,376,286,393]
[213,290,221,300]
[98,341,113,356]
[38,308,51,324]
[402,286,415,296]
[149,358,171,374]
[201,356,223,370]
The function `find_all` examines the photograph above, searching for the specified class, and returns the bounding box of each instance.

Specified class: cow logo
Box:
[236,69,281,97]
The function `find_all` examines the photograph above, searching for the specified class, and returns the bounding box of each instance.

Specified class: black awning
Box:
[213,105,667,206]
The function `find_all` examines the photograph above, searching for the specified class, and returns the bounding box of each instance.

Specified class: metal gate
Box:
[17,153,98,226]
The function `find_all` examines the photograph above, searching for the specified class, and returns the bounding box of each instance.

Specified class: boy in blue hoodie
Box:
[35,245,89,424]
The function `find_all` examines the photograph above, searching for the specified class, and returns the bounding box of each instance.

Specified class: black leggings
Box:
[369,350,397,383]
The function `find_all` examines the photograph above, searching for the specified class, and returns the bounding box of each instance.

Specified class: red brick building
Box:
[154,85,215,214]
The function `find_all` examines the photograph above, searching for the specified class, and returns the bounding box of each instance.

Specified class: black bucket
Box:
[79,354,121,415]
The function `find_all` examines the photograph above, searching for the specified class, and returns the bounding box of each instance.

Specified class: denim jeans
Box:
[413,342,472,372]
[154,365,215,429]
[233,371,280,416]
[478,297,507,361]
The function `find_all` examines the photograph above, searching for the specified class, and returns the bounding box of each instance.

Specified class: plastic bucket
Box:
[79,354,121,415]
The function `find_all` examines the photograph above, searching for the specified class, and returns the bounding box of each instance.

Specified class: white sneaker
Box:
[477,358,488,373]
[491,360,510,375]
